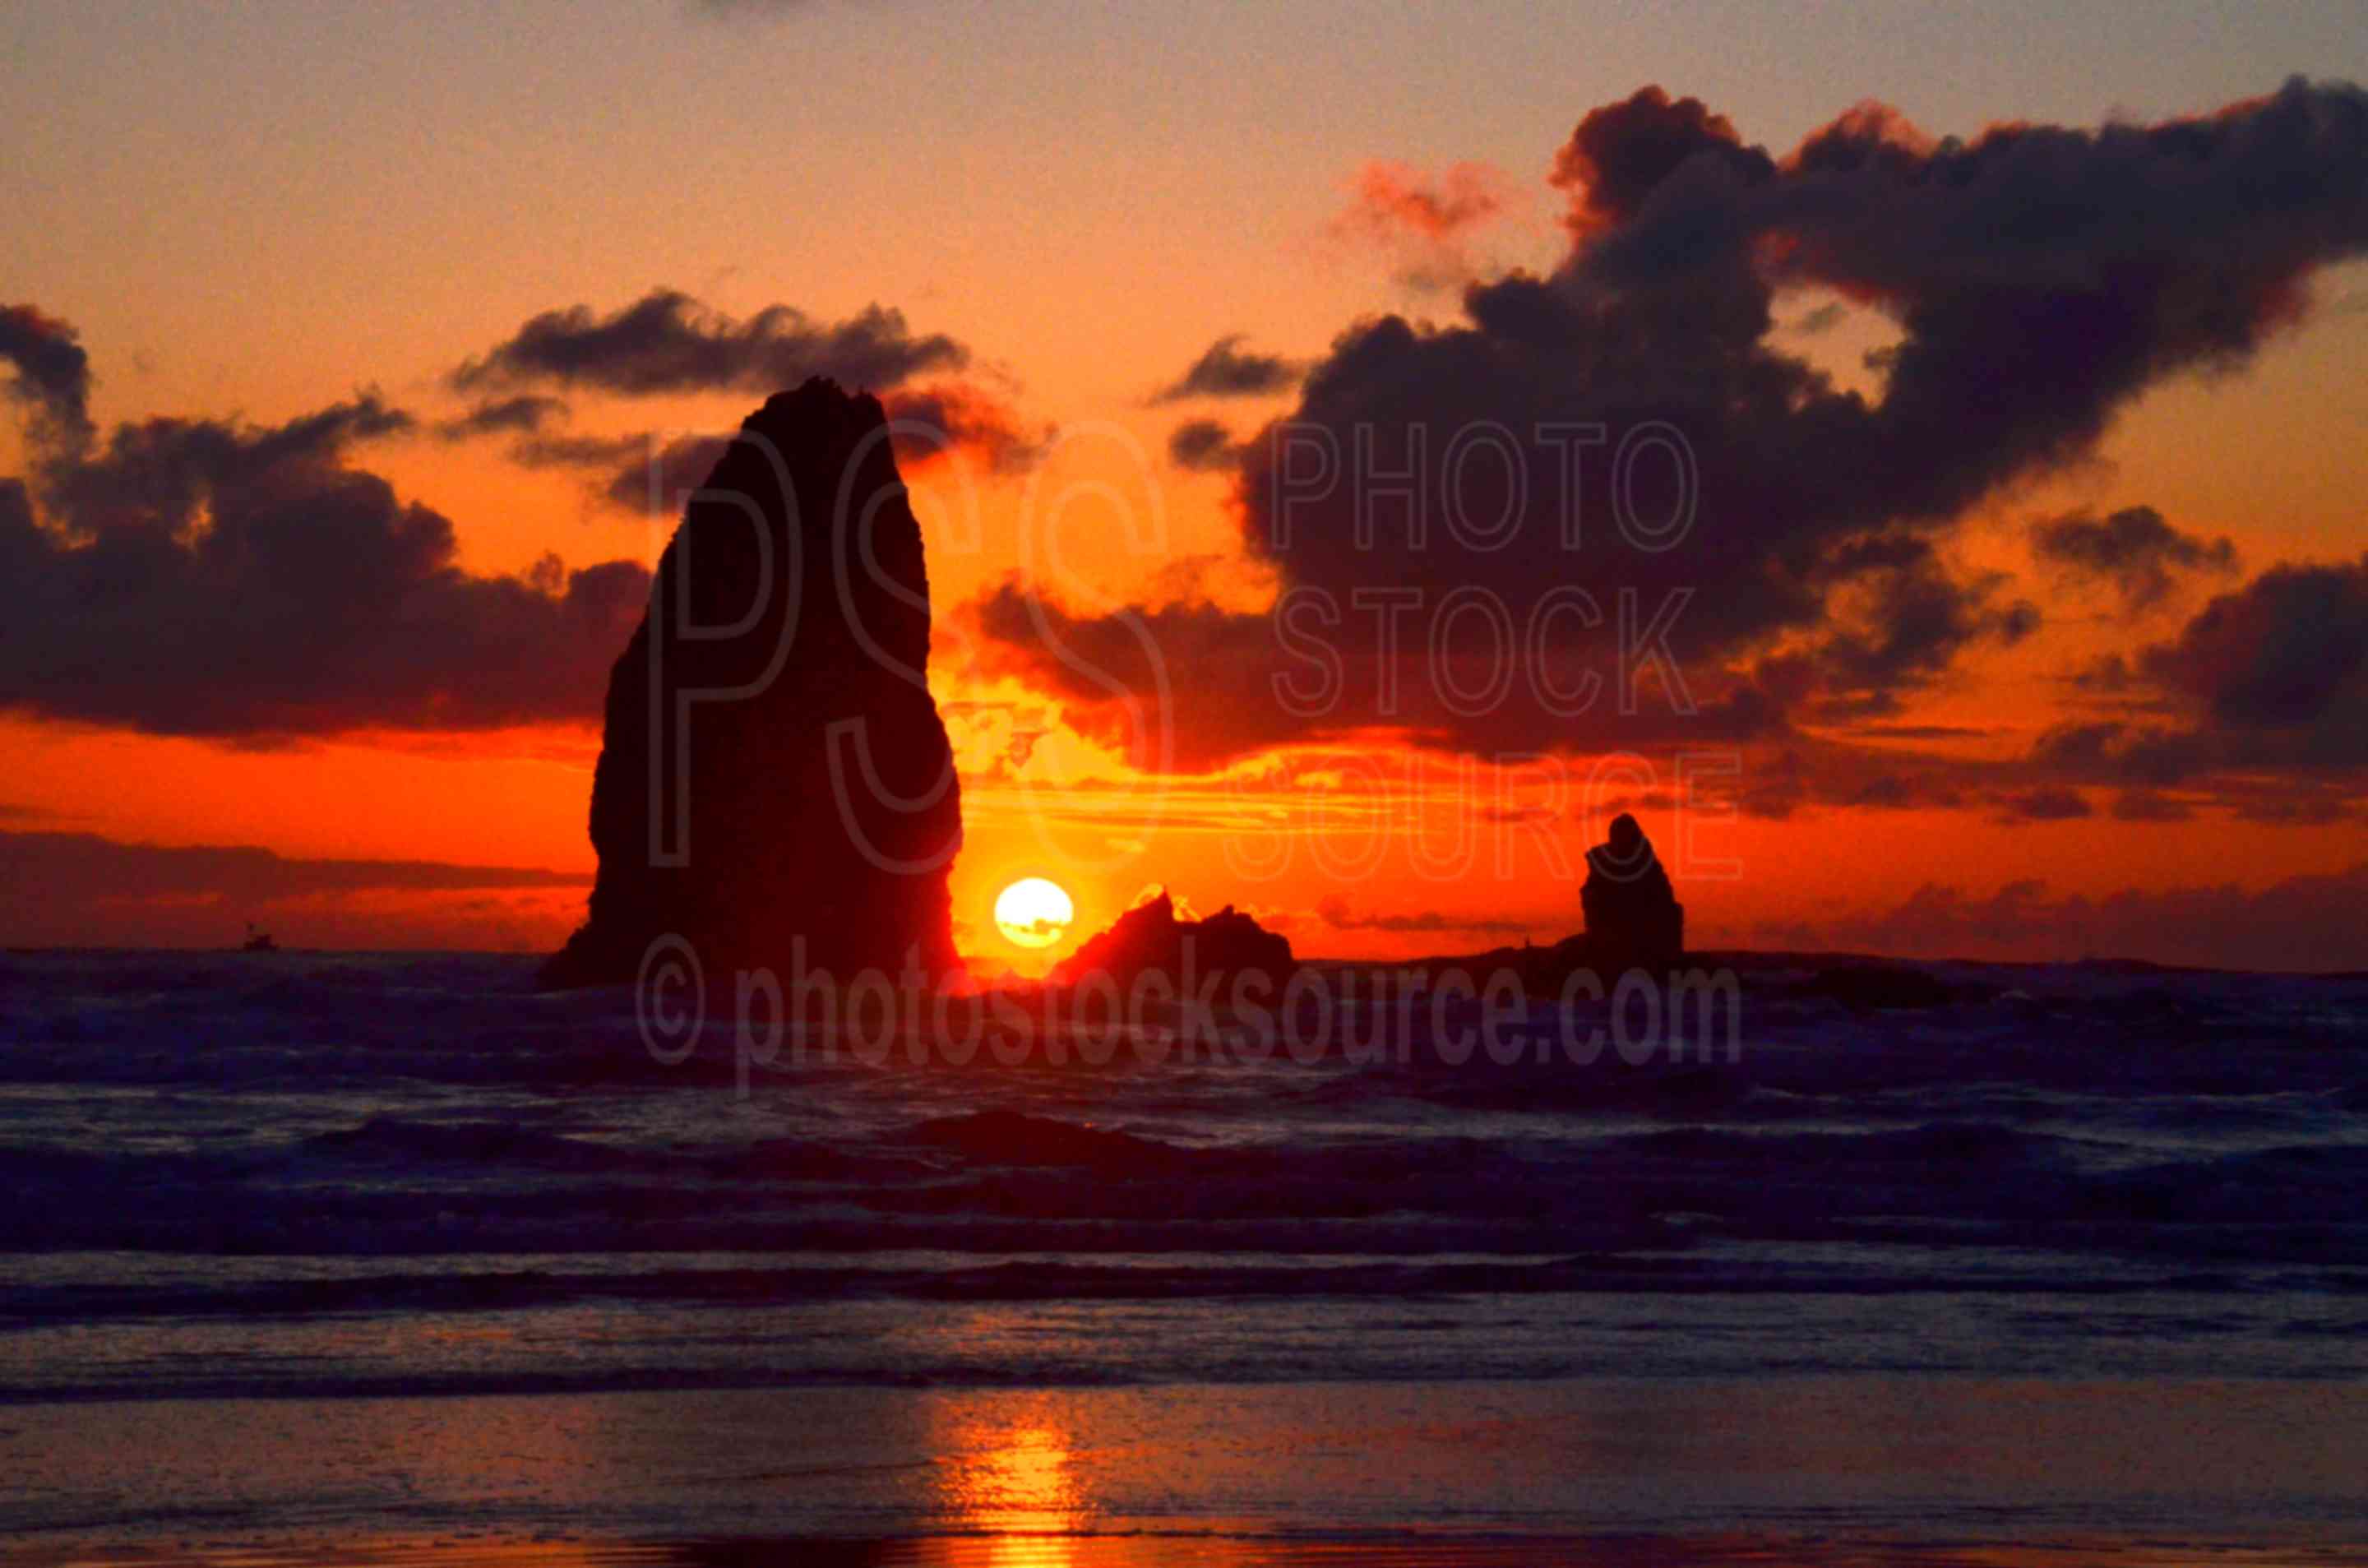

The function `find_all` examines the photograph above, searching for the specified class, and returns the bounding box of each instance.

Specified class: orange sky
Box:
[4,3,2367,969]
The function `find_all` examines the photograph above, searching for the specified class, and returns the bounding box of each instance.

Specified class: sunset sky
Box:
[6,0,2368,969]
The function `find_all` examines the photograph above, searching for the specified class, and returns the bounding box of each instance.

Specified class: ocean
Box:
[4,948,2366,1558]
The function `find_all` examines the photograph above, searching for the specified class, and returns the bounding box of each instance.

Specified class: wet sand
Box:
[7,1376,2366,1562]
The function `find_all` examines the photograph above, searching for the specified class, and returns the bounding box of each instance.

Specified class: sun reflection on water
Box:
[936,1415,1082,1566]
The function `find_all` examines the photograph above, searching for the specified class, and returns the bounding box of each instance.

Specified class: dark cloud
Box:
[1149,335,1303,403]
[2142,553,2368,739]
[35,391,415,534]
[2032,504,2237,612]
[452,288,966,397]
[0,303,92,449]
[978,79,2368,774]
[2005,555,2368,823]
[0,326,649,740]
[1551,86,1772,236]
[437,394,571,441]
[1167,419,1240,472]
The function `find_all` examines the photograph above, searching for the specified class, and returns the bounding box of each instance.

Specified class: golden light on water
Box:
[938,1418,1082,1567]
[993,877,1075,951]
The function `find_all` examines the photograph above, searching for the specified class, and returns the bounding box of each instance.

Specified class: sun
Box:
[993,877,1075,950]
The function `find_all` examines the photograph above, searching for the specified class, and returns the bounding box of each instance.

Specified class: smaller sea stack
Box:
[1579,812,1685,972]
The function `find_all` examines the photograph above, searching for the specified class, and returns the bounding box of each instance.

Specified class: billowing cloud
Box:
[1149,334,1303,403]
[0,319,650,740]
[2142,553,2368,738]
[452,288,967,397]
[2005,553,2368,825]
[1551,86,1772,237]
[2033,504,2237,612]
[0,303,92,448]
[978,79,2368,774]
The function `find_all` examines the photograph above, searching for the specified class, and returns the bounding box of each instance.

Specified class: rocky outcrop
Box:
[1579,812,1684,971]
[1052,891,1294,992]
[541,380,962,988]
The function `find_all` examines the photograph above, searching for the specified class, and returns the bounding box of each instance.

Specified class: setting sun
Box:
[993,877,1075,950]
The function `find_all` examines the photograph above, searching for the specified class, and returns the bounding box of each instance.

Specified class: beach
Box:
[12,1377,2368,1561]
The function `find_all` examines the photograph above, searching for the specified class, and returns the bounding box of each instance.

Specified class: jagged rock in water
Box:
[1052,891,1294,992]
[542,380,962,988]
[1579,812,1684,972]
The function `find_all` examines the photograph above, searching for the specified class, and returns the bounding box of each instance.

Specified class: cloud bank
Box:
[978,78,2368,777]
[0,317,650,740]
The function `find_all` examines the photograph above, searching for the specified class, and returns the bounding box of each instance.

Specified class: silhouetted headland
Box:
[541,380,962,989]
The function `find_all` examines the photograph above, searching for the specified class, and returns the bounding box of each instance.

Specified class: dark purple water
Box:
[3,950,2365,1405]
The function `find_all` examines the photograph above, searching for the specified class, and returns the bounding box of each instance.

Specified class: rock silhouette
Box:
[1052,891,1294,993]
[1579,812,1684,971]
[541,379,962,988]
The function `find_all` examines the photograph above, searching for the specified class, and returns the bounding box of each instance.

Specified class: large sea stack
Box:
[541,380,963,988]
